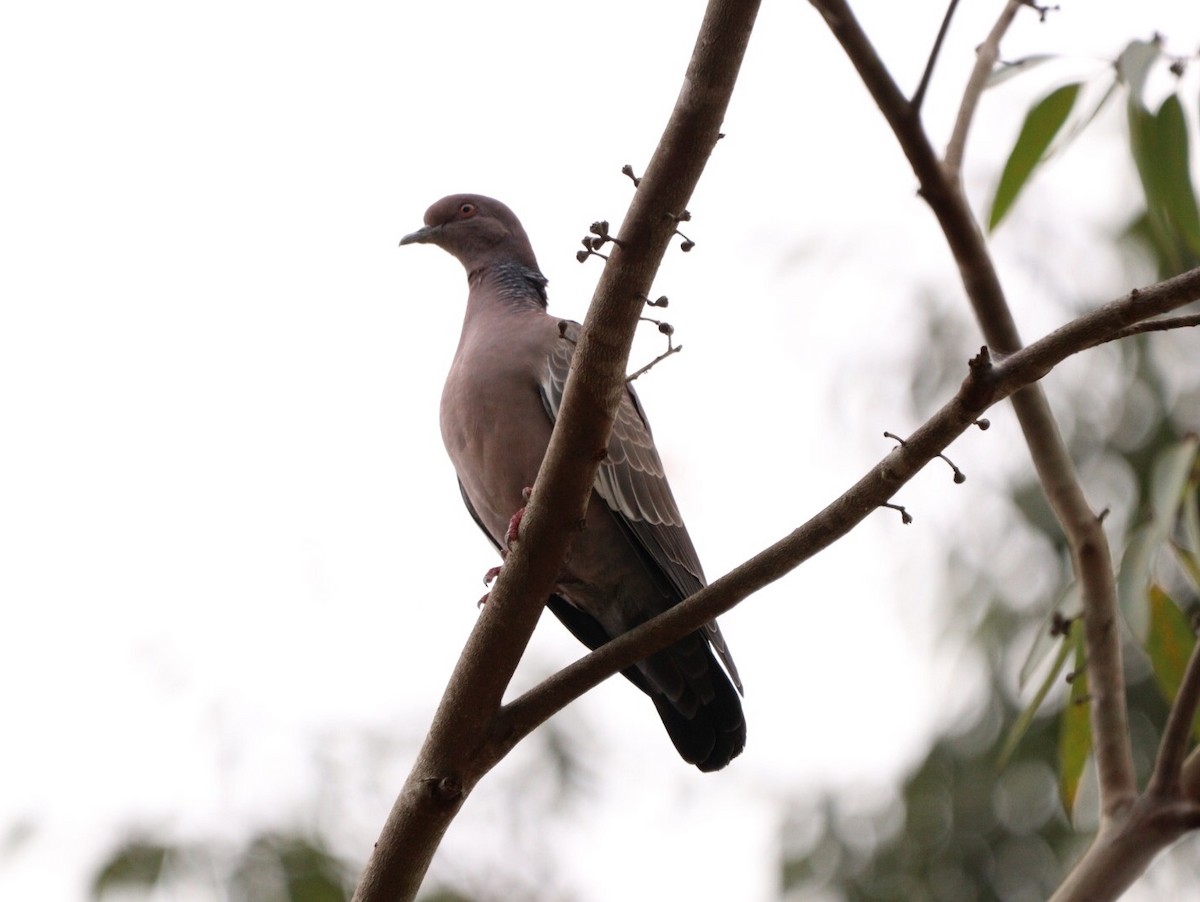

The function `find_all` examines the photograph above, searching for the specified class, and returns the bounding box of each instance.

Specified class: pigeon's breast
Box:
[439,313,557,541]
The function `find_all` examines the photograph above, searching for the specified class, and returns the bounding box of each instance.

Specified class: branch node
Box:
[974,418,991,431]
[621,163,641,187]
[424,776,465,802]
[968,345,993,372]
[1022,0,1059,23]
[1050,611,1075,638]
[642,294,670,308]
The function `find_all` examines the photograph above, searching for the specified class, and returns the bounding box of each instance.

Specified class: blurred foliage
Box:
[87,716,585,902]
[784,33,1200,902]
[93,833,351,902]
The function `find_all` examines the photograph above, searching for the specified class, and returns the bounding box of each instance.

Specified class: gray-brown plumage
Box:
[400,194,745,771]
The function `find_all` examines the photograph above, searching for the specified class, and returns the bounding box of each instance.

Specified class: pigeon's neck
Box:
[468,260,549,312]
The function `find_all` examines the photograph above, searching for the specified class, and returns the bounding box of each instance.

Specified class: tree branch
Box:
[1092,312,1200,347]
[493,267,1200,757]
[810,0,1137,815]
[912,0,963,113]
[944,0,1025,179]
[351,2,761,899]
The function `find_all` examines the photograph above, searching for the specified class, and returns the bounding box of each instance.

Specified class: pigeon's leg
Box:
[478,487,533,607]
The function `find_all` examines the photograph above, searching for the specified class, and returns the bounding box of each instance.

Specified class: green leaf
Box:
[1127,101,1176,270]
[91,842,170,894]
[1000,620,1076,770]
[1128,96,1200,273]
[988,83,1082,231]
[1154,95,1200,260]
[1145,585,1198,738]
[1058,625,1091,818]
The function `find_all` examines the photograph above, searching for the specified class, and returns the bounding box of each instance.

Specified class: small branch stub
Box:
[884,502,913,525]
[621,164,642,187]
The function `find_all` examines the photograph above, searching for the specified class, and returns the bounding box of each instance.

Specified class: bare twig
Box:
[944,0,1025,179]
[1092,312,1200,347]
[912,0,963,112]
[627,342,683,383]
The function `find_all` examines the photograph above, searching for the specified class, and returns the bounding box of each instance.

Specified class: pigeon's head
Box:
[400,194,540,274]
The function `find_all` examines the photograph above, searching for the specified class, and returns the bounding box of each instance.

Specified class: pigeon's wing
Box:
[540,320,741,692]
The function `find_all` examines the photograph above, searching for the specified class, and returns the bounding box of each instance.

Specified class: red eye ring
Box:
[458,202,477,218]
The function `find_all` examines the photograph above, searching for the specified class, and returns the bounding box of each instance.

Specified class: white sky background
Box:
[2,2,1199,900]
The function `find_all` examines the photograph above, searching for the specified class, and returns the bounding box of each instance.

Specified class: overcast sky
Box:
[3,2,1199,900]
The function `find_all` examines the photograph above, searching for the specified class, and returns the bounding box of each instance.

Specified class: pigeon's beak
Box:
[399,224,441,247]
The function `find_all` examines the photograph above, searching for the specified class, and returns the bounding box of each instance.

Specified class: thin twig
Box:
[1091,313,1200,347]
[944,0,1025,180]
[627,343,683,382]
[912,0,963,112]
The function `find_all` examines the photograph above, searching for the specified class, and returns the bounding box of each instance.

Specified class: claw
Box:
[504,507,525,548]
[477,490,534,608]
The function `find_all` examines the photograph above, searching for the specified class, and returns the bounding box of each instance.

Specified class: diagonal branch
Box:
[944,0,1025,179]
[809,0,1138,812]
[912,0,963,112]
[1093,312,1200,346]
[492,267,1200,758]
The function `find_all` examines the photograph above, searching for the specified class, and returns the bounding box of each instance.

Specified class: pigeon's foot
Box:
[504,488,533,548]
[478,490,533,607]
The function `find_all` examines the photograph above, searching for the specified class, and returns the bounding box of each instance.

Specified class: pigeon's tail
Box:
[546,595,746,772]
[642,634,746,772]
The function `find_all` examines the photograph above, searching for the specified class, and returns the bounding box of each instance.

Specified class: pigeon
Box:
[400,194,745,771]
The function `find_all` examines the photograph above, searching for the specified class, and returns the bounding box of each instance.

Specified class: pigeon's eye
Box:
[458,203,477,218]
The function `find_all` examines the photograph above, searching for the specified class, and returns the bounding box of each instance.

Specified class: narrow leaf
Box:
[1123,100,1180,271]
[988,83,1081,231]
[1145,586,1197,737]
[1000,622,1076,770]
[1154,95,1200,260]
[1059,626,1091,817]
[1019,583,1082,690]
[1118,522,1157,642]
